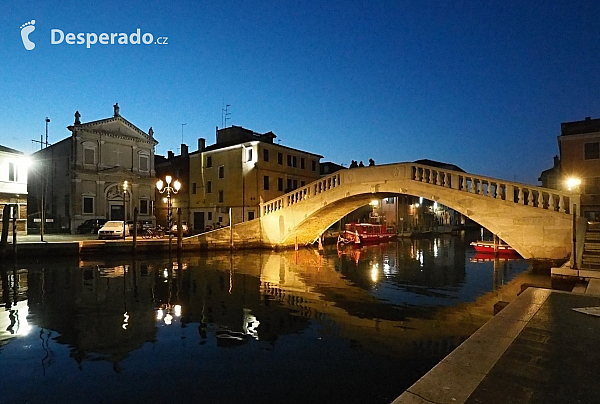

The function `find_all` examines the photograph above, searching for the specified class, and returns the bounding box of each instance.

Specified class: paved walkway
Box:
[5,234,99,243]
[393,286,600,404]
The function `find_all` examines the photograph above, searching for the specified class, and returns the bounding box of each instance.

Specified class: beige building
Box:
[540,117,600,222]
[0,145,29,234]
[28,105,158,233]
[188,126,322,232]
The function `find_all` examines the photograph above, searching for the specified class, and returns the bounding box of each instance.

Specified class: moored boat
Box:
[470,240,520,256]
[337,222,396,246]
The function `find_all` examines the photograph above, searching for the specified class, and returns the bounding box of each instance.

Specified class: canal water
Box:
[1,233,549,404]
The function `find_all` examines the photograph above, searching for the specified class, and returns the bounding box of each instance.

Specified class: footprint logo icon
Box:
[20,20,36,51]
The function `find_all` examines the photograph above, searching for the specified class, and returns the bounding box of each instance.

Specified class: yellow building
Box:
[188,126,322,232]
[546,117,600,222]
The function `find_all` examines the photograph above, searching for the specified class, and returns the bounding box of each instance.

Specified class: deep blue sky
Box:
[1,0,599,184]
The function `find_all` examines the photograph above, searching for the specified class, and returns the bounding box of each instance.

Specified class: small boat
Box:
[337,222,396,246]
[470,240,520,256]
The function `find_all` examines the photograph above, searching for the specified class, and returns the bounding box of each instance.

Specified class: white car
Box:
[98,221,130,239]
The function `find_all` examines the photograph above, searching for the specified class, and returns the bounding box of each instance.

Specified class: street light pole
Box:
[123,180,128,240]
[157,175,181,251]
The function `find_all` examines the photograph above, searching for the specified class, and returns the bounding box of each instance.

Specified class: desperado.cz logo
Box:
[20,20,168,50]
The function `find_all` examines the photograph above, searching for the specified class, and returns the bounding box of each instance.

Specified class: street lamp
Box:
[157,175,181,249]
[123,180,128,239]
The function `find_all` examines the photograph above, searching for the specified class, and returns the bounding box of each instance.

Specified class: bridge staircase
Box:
[582,223,600,271]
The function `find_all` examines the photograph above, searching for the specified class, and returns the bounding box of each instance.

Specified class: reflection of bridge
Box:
[196,162,584,259]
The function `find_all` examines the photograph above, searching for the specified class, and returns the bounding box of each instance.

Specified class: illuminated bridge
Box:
[194,162,584,260]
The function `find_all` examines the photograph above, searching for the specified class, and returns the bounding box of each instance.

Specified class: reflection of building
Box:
[28,105,158,233]
[0,145,28,233]
[539,117,600,221]
[188,126,322,232]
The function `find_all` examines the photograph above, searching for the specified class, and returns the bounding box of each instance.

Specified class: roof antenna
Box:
[222,104,231,128]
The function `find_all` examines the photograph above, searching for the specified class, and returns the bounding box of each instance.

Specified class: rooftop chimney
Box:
[198,137,206,152]
[168,150,174,159]
[181,144,188,157]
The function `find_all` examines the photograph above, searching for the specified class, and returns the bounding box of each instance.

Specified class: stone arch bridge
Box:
[195,162,583,259]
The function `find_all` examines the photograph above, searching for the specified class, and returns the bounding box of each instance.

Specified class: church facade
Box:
[28,104,158,233]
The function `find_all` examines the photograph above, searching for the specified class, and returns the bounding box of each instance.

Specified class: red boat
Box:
[470,241,520,257]
[337,223,396,246]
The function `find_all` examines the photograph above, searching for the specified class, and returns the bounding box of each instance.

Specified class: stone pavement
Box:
[392,286,600,404]
[5,233,99,243]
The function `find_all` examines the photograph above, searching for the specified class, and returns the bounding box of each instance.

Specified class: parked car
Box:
[77,219,107,234]
[170,221,189,236]
[98,221,130,239]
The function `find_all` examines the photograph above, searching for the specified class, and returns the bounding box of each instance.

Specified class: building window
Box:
[301,158,305,169]
[312,160,316,171]
[278,177,284,191]
[386,197,395,204]
[584,142,600,160]
[140,199,149,215]
[263,149,269,162]
[139,153,149,172]
[218,166,225,179]
[263,175,270,190]
[64,194,69,217]
[218,190,224,203]
[278,153,283,165]
[208,212,213,221]
[206,156,212,168]
[83,197,94,214]
[301,181,305,187]
[292,156,297,168]
[287,179,292,191]
[192,183,197,194]
[287,155,292,166]
[247,149,253,162]
[84,147,95,165]
[293,179,298,189]
[248,211,255,220]
[207,181,212,193]
[218,216,223,223]
[8,162,16,181]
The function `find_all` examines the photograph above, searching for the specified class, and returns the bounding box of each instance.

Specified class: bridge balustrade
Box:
[261,172,342,216]
[410,164,580,215]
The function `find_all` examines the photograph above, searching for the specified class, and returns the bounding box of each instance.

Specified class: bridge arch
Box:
[255,163,582,259]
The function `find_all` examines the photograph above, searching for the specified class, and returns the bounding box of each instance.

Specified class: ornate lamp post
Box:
[123,180,128,239]
[156,175,180,249]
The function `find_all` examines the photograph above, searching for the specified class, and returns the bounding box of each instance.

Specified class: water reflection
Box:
[1,235,534,404]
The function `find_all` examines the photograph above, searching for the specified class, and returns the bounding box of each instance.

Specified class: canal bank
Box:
[392,283,600,404]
